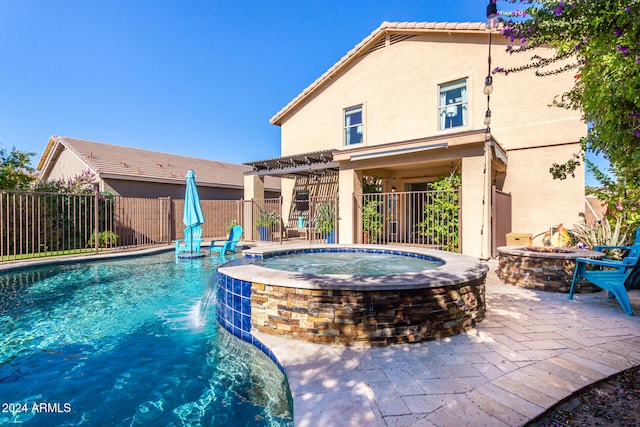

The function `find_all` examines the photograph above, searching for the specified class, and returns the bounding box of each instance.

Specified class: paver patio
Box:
[256,259,640,427]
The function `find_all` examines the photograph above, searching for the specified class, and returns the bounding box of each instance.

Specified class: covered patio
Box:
[244,129,509,259]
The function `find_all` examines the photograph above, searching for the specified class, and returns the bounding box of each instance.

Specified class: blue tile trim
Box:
[215,268,286,373]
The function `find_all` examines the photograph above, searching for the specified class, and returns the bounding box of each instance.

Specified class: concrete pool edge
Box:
[218,244,488,291]
[0,245,175,273]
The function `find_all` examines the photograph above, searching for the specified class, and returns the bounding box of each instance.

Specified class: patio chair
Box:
[175,225,204,257]
[209,225,243,258]
[594,227,640,258]
[594,227,640,289]
[568,254,638,315]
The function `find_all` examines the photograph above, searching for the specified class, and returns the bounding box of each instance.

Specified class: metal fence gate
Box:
[361,188,461,252]
[491,185,512,258]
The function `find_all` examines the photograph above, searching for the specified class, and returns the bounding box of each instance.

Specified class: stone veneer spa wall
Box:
[497,246,605,293]
[216,245,488,347]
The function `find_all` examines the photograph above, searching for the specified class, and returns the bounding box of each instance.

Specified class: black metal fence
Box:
[360,189,461,252]
[1,188,460,262]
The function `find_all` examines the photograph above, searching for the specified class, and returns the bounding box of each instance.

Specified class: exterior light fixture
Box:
[484,0,496,140]
[483,75,493,95]
[486,1,498,30]
[485,126,492,143]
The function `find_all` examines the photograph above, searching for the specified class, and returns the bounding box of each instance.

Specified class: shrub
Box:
[88,231,119,248]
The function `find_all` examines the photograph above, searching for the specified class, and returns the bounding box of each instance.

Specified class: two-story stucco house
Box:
[244,21,587,259]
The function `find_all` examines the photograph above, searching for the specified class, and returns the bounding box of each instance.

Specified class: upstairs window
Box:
[344,105,363,145]
[439,79,468,130]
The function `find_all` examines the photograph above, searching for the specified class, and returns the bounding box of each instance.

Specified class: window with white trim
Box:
[439,79,468,130]
[344,105,363,145]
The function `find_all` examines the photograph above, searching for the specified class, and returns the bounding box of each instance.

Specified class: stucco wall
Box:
[44,149,88,182]
[504,143,585,240]
[279,32,585,155]
[273,29,586,256]
[104,179,246,200]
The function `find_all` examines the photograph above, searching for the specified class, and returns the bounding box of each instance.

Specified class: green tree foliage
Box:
[586,159,639,231]
[417,173,461,252]
[0,146,36,190]
[496,1,640,184]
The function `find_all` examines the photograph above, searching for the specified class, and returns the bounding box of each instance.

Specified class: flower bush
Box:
[495,1,640,185]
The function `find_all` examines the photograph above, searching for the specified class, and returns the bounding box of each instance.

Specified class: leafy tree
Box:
[0,146,36,190]
[417,173,461,252]
[586,159,639,232]
[496,1,640,184]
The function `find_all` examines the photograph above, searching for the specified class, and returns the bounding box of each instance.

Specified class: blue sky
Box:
[0,0,606,185]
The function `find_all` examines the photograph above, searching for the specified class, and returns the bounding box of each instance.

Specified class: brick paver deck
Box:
[256,259,640,426]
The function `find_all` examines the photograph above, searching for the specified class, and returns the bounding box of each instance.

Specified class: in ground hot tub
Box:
[215,245,488,347]
[497,246,605,292]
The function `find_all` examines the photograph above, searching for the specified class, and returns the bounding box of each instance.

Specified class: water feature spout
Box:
[199,271,221,322]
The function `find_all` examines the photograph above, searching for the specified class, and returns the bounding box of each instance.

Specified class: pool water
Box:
[0,251,292,426]
[259,251,443,275]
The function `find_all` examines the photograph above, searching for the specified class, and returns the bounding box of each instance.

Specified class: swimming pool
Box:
[0,251,292,426]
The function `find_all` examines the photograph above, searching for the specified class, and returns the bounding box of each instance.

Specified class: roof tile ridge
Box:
[270,20,487,124]
[59,137,244,168]
[54,136,100,174]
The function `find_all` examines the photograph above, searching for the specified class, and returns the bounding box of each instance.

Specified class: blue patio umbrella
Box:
[183,169,205,240]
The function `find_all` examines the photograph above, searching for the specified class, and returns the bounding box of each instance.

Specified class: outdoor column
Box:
[243,174,265,200]
[461,156,490,259]
[338,168,362,244]
[243,175,265,241]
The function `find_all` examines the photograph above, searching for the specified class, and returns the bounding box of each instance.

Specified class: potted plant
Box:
[362,199,383,244]
[255,209,278,241]
[316,202,338,243]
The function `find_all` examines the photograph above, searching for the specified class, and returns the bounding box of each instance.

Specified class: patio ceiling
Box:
[244,150,339,178]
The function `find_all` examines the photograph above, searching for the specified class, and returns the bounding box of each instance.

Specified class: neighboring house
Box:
[37,136,281,199]
[244,22,586,259]
[584,195,607,225]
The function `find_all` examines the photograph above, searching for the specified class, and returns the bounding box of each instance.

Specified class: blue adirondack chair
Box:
[209,225,243,258]
[594,227,640,258]
[594,228,640,289]
[569,254,638,315]
[175,225,204,257]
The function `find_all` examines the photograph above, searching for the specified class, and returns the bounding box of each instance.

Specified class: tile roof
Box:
[270,21,491,125]
[37,136,280,190]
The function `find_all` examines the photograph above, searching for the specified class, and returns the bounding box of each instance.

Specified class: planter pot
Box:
[363,232,369,244]
[326,229,336,244]
[258,226,270,242]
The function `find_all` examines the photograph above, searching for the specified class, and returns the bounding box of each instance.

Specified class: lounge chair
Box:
[594,228,640,289]
[175,225,204,257]
[569,254,638,315]
[209,225,243,258]
[594,227,640,258]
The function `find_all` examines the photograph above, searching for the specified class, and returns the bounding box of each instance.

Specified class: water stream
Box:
[198,270,221,323]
